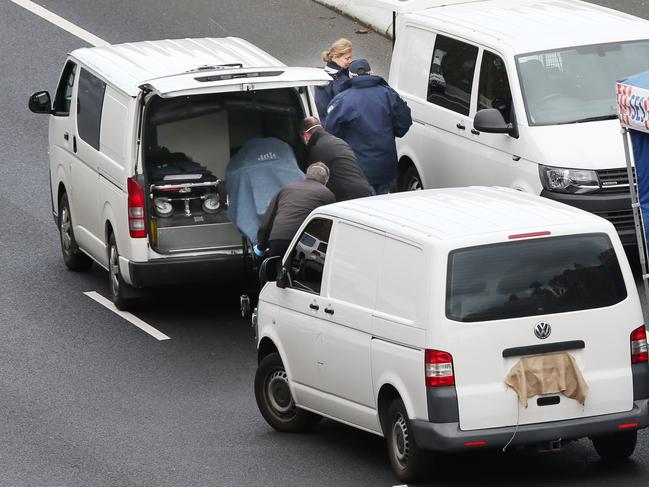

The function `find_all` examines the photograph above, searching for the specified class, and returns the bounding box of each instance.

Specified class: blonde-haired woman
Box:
[315,38,352,125]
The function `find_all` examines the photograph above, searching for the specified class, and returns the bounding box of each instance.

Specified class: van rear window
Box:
[446,234,627,322]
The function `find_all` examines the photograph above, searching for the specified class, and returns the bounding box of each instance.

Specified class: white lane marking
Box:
[10,0,109,47]
[83,291,171,341]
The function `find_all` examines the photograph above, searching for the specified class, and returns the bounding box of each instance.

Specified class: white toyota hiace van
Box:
[378,0,649,246]
[29,38,330,309]
[253,187,649,483]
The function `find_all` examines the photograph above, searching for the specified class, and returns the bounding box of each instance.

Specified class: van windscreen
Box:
[446,234,627,322]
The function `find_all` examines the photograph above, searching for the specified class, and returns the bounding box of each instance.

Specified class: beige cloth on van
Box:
[505,352,589,408]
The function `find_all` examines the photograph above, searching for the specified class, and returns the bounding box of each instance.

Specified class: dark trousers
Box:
[269,239,292,258]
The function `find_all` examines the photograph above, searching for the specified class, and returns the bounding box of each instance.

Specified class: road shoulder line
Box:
[11,0,109,46]
[83,291,171,341]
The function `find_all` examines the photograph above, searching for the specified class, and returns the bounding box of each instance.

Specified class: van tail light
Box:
[425,349,455,387]
[631,325,648,364]
[127,177,147,238]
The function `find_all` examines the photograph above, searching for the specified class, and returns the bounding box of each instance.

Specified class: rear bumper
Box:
[127,252,246,288]
[411,399,649,452]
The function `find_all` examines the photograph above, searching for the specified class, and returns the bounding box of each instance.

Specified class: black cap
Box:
[349,59,371,76]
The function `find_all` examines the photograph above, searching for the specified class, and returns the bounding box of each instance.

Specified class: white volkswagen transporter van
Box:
[253,187,649,483]
[29,37,330,309]
[379,0,649,246]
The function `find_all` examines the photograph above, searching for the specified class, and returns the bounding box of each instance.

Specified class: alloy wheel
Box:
[60,206,72,256]
[109,244,120,297]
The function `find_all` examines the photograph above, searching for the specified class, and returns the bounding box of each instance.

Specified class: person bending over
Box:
[299,116,372,201]
[255,163,335,258]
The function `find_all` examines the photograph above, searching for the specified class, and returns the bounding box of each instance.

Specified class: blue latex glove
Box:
[253,244,265,257]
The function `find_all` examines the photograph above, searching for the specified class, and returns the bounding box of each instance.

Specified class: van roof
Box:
[318,187,610,242]
[407,0,649,55]
[70,37,286,96]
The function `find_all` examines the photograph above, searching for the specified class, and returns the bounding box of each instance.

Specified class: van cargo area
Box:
[142,88,306,253]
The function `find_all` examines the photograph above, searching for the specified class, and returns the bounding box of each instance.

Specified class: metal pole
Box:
[622,127,649,308]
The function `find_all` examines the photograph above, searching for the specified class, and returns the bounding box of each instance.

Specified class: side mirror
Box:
[474,108,518,138]
[28,91,53,114]
[259,256,282,286]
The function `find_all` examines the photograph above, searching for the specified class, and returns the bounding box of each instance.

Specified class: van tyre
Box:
[591,430,637,461]
[59,193,92,271]
[399,165,423,192]
[387,398,429,483]
[108,234,135,311]
[255,353,320,432]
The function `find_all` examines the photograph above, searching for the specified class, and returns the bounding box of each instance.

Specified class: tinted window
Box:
[53,62,77,115]
[447,234,627,322]
[427,35,478,116]
[478,51,513,124]
[77,69,106,150]
[288,219,332,294]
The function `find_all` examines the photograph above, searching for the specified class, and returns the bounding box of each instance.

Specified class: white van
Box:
[252,187,649,483]
[29,37,330,309]
[378,0,649,246]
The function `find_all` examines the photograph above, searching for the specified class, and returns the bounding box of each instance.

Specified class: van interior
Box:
[141,88,307,254]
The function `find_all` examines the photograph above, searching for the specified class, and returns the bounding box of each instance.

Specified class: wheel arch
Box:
[56,182,67,216]
[398,155,426,190]
[376,381,419,436]
[54,163,69,215]
[258,336,279,364]
[377,383,401,435]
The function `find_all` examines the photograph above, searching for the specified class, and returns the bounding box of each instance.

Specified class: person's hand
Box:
[253,244,265,257]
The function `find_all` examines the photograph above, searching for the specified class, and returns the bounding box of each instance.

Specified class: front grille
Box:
[597,167,635,194]
[594,208,635,233]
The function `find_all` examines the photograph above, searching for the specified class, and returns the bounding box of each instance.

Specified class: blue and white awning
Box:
[617,70,649,133]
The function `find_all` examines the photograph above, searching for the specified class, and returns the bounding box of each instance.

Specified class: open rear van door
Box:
[139,66,331,98]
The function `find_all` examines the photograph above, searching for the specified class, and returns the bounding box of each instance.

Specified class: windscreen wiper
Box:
[570,114,618,124]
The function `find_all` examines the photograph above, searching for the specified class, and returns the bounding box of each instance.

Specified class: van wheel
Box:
[108,234,134,311]
[399,165,423,192]
[254,353,320,432]
[387,398,429,483]
[591,430,637,461]
[59,193,92,271]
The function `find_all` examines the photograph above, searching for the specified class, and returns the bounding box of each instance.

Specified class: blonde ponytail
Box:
[322,38,352,64]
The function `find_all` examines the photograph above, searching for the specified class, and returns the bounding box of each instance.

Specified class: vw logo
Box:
[534,321,551,340]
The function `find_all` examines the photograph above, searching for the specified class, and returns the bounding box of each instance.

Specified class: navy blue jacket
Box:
[314,61,349,126]
[324,75,412,186]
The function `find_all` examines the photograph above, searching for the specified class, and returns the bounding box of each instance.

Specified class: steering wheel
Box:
[538,93,565,105]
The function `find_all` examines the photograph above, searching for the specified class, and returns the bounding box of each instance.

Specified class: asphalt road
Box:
[1,1,649,486]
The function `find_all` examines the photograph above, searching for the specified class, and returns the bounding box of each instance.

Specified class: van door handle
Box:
[73,136,77,153]
[309,303,319,311]
[456,122,466,130]
[324,307,334,315]
[471,128,480,135]
[63,132,69,141]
